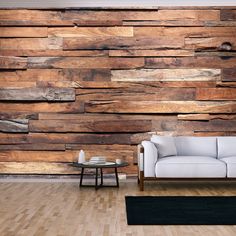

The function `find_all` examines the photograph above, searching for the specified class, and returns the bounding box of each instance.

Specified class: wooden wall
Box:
[0,8,236,175]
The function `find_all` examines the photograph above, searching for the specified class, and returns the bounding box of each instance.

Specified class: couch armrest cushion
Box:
[151,135,177,158]
[141,140,158,177]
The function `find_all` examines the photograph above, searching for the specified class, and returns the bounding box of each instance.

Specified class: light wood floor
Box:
[1,179,236,236]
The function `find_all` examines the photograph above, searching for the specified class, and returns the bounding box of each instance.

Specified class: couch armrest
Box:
[140,141,158,177]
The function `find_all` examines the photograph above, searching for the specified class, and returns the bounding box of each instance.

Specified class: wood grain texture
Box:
[0,8,235,176]
[0,88,75,101]
[0,119,28,133]
[145,57,236,68]
[28,57,144,69]
[0,27,48,37]
[0,56,27,69]
[222,68,236,82]
[196,88,236,100]
[85,101,236,114]
[111,69,220,81]
[29,119,152,133]
[63,37,184,50]
[221,10,236,21]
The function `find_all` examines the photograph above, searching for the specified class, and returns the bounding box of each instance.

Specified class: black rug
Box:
[125,196,236,225]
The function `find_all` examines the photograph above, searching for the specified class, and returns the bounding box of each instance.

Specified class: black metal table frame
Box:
[80,166,119,190]
[71,162,129,190]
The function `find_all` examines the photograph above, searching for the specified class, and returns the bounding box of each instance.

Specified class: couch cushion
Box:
[220,157,236,177]
[217,137,236,159]
[155,156,226,178]
[151,135,177,158]
[174,137,217,158]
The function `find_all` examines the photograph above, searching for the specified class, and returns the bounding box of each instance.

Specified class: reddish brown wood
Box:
[222,68,236,82]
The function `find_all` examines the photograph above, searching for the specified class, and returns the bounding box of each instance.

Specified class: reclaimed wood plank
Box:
[63,37,184,50]
[0,49,108,57]
[0,119,28,133]
[0,56,27,69]
[0,134,28,144]
[0,38,62,50]
[0,112,38,120]
[0,88,75,101]
[0,144,65,151]
[85,101,236,114]
[28,57,144,69]
[134,26,236,37]
[0,69,111,82]
[48,26,133,37]
[222,68,236,82]
[111,69,220,82]
[221,10,236,21]
[0,102,84,113]
[0,162,81,174]
[217,82,236,87]
[29,119,152,133]
[185,37,236,50]
[0,27,48,37]
[76,88,196,101]
[0,82,36,88]
[28,133,132,144]
[109,49,194,57]
[145,57,236,68]
[178,114,236,121]
[0,10,72,26]
[63,10,219,22]
[196,88,236,100]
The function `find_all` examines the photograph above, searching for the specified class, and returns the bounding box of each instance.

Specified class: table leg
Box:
[95,168,98,190]
[100,168,103,186]
[80,167,84,187]
[115,167,119,187]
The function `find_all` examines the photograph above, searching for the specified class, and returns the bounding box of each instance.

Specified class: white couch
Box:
[138,136,236,191]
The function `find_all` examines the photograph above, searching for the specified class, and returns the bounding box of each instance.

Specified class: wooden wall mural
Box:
[0,7,236,175]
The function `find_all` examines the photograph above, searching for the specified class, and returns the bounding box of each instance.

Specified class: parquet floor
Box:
[1,179,236,236]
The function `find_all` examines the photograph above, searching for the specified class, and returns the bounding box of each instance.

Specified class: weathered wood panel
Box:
[0,102,84,113]
[221,10,236,21]
[222,68,236,82]
[85,101,236,114]
[185,37,236,50]
[29,120,152,133]
[0,144,65,151]
[0,56,27,69]
[76,88,196,101]
[0,38,62,50]
[28,57,144,69]
[48,27,133,37]
[109,49,194,57]
[28,133,132,144]
[178,114,236,121]
[0,88,75,101]
[0,69,111,82]
[134,26,236,37]
[63,37,184,50]
[0,8,235,176]
[111,69,220,81]
[0,49,108,57]
[196,88,236,100]
[0,119,28,133]
[145,57,236,68]
[0,27,48,37]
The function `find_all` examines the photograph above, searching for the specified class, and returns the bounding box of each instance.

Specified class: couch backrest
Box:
[174,136,217,158]
[217,137,236,159]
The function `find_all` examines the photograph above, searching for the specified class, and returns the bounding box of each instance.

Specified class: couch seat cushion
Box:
[155,156,226,178]
[220,157,236,178]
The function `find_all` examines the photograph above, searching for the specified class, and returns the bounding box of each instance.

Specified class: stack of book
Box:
[89,156,106,164]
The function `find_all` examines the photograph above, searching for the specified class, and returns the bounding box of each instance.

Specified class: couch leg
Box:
[139,171,144,191]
